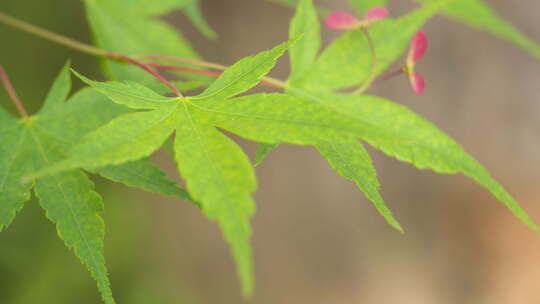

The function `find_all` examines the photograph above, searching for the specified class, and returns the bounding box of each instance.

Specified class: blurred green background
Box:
[1,0,540,303]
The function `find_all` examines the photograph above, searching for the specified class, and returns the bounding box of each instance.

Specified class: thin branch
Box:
[0,65,29,118]
[148,63,223,77]
[141,56,286,88]
[114,55,183,97]
[0,12,287,92]
[142,55,228,71]
[0,12,110,58]
[148,63,284,88]
[370,68,405,87]
[0,13,183,96]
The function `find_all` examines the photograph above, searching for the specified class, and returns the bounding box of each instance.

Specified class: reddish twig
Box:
[370,68,405,87]
[148,63,222,78]
[0,65,28,118]
[142,55,228,71]
[148,63,282,88]
[110,54,183,97]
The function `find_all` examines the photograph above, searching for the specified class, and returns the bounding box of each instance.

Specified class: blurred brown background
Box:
[1,0,540,303]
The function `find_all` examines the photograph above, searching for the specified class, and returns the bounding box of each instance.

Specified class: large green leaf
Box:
[294,91,538,231]
[95,159,194,202]
[1,63,195,304]
[417,0,540,59]
[29,41,300,296]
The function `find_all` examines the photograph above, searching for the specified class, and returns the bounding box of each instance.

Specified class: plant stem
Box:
[370,68,405,87]
[147,63,223,77]
[353,28,378,95]
[0,12,184,96]
[148,63,284,88]
[0,12,288,92]
[115,56,183,97]
[0,12,109,58]
[142,55,228,71]
[0,65,29,118]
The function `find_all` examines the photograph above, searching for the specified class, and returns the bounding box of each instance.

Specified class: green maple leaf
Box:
[255,0,400,231]
[0,62,193,304]
[36,37,413,294]
[32,40,298,296]
[255,0,538,233]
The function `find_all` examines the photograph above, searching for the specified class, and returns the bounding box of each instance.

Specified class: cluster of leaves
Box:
[1,0,540,303]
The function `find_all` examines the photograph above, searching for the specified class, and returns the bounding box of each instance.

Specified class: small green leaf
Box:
[316,140,402,232]
[40,60,72,113]
[95,159,195,203]
[288,0,320,81]
[254,143,278,166]
[351,0,388,16]
[193,39,296,101]
[55,104,178,173]
[417,0,540,59]
[175,103,256,296]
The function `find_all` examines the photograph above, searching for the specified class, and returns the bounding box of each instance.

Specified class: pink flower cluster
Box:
[325,8,429,95]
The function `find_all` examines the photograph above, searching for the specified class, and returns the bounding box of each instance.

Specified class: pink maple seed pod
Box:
[409,72,425,95]
[408,31,428,64]
[325,12,360,30]
[364,7,389,23]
